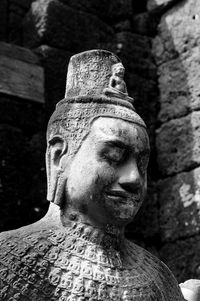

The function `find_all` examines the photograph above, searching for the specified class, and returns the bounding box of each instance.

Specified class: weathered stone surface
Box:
[0,56,44,103]
[0,42,40,64]
[59,0,132,21]
[116,32,157,80]
[152,0,200,65]
[156,111,200,176]
[158,167,200,242]
[23,0,115,51]
[0,42,44,103]
[157,47,200,122]
[0,222,183,300]
[160,236,200,282]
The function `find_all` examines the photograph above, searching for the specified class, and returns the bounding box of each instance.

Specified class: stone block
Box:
[156,111,200,176]
[157,47,200,122]
[59,0,132,22]
[152,0,200,65]
[0,42,40,64]
[23,0,115,51]
[0,42,44,103]
[116,32,157,80]
[160,236,200,282]
[158,167,200,242]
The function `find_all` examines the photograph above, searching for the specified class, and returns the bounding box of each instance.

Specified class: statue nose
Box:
[118,159,141,193]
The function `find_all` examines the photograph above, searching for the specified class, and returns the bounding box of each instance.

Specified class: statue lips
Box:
[105,190,140,204]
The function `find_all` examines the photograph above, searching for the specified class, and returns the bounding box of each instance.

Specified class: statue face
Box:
[113,63,125,77]
[63,117,150,227]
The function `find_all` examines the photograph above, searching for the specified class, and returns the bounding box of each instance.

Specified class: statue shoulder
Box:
[126,240,185,300]
[0,223,64,300]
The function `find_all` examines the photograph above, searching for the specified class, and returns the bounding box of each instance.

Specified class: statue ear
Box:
[46,135,68,206]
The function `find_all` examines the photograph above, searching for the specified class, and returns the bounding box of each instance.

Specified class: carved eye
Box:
[103,147,126,164]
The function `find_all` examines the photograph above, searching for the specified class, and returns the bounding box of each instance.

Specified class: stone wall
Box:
[0,0,199,282]
[151,0,200,281]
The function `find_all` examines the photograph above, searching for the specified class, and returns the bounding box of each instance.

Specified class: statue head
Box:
[112,62,125,78]
[46,50,150,228]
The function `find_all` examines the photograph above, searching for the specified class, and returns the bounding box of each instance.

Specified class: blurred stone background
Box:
[0,0,200,282]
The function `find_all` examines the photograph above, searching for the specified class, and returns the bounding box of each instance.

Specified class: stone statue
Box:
[0,50,185,300]
[103,62,133,103]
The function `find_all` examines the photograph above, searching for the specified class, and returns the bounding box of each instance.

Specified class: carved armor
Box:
[0,221,184,300]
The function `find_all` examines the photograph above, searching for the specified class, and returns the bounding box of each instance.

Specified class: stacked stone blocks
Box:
[152,0,200,281]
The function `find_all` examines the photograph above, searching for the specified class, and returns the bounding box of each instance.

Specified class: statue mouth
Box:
[105,190,140,203]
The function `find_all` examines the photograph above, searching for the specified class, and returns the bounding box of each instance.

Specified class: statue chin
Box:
[104,196,141,224]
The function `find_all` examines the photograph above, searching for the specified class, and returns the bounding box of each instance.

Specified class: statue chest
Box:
[43,244,160,301]
[0,228,163,301]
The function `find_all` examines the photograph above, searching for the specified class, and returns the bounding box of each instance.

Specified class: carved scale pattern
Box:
[0,222,184,300]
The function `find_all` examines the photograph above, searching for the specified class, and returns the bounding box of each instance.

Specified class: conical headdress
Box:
[47,49,146,152]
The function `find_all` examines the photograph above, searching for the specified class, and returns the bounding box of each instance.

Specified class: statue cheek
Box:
[94,165,117,188]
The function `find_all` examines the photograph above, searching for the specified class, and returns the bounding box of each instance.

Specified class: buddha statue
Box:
[0,50,186,300]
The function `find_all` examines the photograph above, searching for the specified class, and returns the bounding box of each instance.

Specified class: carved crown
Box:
[64,49,134,106]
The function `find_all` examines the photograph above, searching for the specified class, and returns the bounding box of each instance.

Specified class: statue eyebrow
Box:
[102,139,150,158]
[103,139,130,150]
